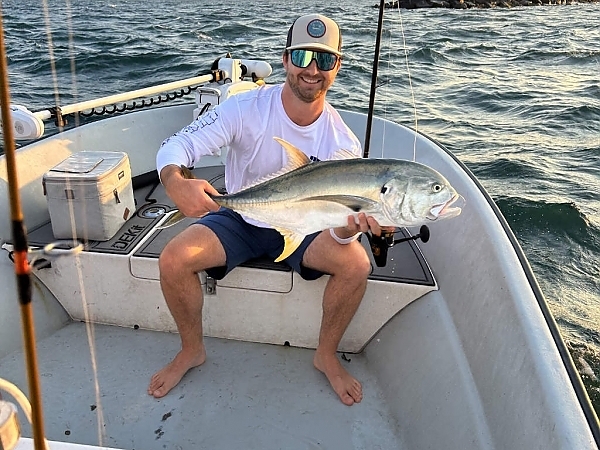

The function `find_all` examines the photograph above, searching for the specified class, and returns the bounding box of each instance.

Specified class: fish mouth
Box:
[427,194,464,220]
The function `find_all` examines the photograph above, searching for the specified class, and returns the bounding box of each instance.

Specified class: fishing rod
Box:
[363,0,385,159]
[0,8,47,450]
[362,3,431,266]
[7,58,271,141]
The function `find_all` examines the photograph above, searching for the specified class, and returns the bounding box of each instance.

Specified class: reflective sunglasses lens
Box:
[291,50,312,68]
[290,50,338,71]
[315,52,337,71]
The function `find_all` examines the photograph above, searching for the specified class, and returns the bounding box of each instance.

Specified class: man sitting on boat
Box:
[150,13,388,406]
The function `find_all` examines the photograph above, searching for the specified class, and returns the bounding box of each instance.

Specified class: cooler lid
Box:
[51,154,103,174]
[45,151,128,181]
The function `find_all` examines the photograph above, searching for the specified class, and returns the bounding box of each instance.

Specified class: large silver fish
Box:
[208,137,463,262]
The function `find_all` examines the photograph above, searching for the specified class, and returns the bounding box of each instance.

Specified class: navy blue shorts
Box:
[196,208,324,281]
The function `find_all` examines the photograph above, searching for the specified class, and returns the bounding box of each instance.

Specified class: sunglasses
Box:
[289,49,339,71]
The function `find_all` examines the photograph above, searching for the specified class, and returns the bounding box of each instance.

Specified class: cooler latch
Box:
[113,188,121,204]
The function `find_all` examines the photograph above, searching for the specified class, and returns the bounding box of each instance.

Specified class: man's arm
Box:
[156,100,242,217]
[160,164,220,218]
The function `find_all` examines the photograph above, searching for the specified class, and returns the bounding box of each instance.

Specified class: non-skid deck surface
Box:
[1,323,404,450]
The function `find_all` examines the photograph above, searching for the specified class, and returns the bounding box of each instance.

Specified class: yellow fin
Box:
[273,137,311,169]
[274,136,359,162]
[180,165,195,179]
[237,137,311,192]
[274,228,306,263]
[156,210,185,230]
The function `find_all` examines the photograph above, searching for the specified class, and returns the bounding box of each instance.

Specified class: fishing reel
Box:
[366,225,430,268]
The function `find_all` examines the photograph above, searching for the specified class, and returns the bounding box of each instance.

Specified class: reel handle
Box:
[367,225,431,268]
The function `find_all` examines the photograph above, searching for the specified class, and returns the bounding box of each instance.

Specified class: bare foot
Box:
[314,351,363,406]
[148,348,206,398]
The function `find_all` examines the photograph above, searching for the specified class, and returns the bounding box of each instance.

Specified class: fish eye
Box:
[381,186,388,194]
[431,183,443,193]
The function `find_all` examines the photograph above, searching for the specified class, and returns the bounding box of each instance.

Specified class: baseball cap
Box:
[285,14,342,57]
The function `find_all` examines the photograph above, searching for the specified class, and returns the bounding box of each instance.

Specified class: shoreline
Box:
[377,0,599,9]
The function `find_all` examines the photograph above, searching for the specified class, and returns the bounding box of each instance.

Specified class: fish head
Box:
[380,165,464,226]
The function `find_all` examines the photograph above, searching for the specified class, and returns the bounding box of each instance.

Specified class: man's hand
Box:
[333,213,395,240]
[160,165,221,217]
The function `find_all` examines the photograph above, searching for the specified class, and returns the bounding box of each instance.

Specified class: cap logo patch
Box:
[306,19,326,38]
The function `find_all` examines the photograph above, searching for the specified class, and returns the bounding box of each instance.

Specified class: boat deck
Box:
[1,164,434,449]
[1,321,404,450]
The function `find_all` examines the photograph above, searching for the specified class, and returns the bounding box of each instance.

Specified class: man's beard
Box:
[286,72,330,103]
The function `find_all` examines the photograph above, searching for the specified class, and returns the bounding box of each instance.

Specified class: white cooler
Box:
[43,151,136,241]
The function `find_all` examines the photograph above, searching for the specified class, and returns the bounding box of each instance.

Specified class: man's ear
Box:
[282,51,289,71]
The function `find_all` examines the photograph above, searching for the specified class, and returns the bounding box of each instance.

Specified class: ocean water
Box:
[2,0,599,413]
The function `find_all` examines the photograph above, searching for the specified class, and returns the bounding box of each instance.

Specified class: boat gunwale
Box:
[417,127,600,443]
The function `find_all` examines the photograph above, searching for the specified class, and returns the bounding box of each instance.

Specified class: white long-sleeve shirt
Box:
[156,83,362,226]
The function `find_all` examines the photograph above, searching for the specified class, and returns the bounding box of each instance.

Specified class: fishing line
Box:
[40,0,62,131]
[394,3,419,162]
[76,267,107,446]
[64,0,80,128]
[379,18,394,159]
[41,0,107,444]
[64,0,107,444]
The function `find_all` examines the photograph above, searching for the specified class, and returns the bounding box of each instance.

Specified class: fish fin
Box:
[237,137,312,191]
[274,228,305,263]
[156,210,185,229]
[275,136,358,162]
[180,165,195,179]
[273,137,312,169]
[302,195,379,213]
[330,149,361,160]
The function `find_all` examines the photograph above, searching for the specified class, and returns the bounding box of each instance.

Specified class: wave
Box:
[548,104,600,123]
[408,47,453,65]
[565,332,600,412]
[495,196,598,249]
[472,158,546,181]
[512,47,600,64]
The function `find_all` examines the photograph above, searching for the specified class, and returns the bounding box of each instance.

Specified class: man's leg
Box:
[302,231,372,406]
[147,223,226,398]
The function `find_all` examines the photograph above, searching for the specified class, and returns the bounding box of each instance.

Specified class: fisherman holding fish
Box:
[150,14,395,406]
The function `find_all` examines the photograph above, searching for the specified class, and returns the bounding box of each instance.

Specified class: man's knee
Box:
[159,239,186,277]
[159,225,226,277]
[335,244,372,280]
[350,250,372,279]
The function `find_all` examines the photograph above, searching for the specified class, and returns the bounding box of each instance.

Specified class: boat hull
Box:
[0,104,597,449]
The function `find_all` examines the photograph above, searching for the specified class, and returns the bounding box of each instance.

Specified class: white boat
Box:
[1,54,599,450]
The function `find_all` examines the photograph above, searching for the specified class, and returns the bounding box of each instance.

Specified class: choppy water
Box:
[2,0,599,412]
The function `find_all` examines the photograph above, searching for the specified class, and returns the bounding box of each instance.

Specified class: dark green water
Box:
[2,0,599,413]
